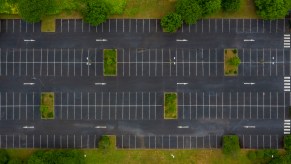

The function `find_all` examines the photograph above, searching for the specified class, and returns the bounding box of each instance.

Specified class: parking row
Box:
[0,19,288,33]
[116,134,282,149]
[0,134,282,149]
[0,91,289,121]
[53,19,290,34]
[1,48,291,77]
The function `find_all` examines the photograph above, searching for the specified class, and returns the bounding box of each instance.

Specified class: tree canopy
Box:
[198,0,221,16]
[255,0,290,19]
[161,12,182,32]
[82,0,110,26]
[221,0,241,12]
[17,0,54,22]
[176,0,202,24]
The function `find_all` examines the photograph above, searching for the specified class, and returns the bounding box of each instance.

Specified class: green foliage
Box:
[198,0,222,16]
[246,149,279,163]
[104,0,127,15]
[18,0,55,22]
[176,0,202,24]
[0,149,9,164]
[247,151,256,160]
[232,49,237,54]
[255,0,289,20]
[221,0,240,12]
[227,56,241,67]
[222,135,240,156]
[161,12,182,32]
[103,49,117,76]
[285,135,291,151]
[28,150,85,164]
[82,0,110,26]
[7,159,22,164]
[98,136,111,150]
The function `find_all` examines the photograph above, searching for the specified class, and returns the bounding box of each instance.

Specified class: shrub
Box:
[227,56,241,67]
[161,12,183,32]
[98,136,111,150]
[222,135,240,156]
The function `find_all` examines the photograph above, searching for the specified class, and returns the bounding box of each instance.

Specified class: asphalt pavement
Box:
[0,18,290,149]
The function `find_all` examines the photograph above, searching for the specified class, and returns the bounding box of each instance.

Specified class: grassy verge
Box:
[207,0,258,19]
[40,92,55,119]
[4,148,287,164]
[224,49,239,76]
[112,0,176,19]
[84,149,252,164]
[103,49,117,76]
[164,92,177,119]
[41,16,56,32]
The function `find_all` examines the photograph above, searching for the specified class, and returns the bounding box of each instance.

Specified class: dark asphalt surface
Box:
[0,18,290,149]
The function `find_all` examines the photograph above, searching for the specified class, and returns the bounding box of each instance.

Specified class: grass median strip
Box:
[164,92,177,119]
[224,48,240,76]
[41,16,56,32]
[103,49,117,76]
[40,92,54,119]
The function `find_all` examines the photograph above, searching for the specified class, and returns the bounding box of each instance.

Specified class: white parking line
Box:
[101,92,103,120]
[109,92,111,120]
[203,92,205,119]
[229,92,231,119]
[128,92,130,120]
[95,93,97,120]
[81,92,83,120]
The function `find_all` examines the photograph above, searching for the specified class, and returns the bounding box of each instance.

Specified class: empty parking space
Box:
[240,134,281,149]
[0,19,40,33]
[0,92,39,121]
[179,91,288,120]
[1,48,290,77]
[0,134,97,148]
[55,92,162,121]
[117,135,222,149]
[238,48,291,77]
[52,19,288,34]
[119,48,223,77]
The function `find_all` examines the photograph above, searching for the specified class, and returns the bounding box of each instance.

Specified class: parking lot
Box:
[0,133,281,149]
[117,134,281,149]
[0,18,288,34]
[54,19,287,34]
[0,91,289,121]
[1,48,290,77]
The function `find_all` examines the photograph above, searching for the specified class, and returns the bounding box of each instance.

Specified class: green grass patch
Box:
[284,135,291,151]
[3,148,288,164]
[112,0,176,19]
[164,92,178,119]
[224,48,240,76]
[41,16,56,32]
[40,92,55,119]
[103,49,117,76]
[207,0,258,18]
[222,135,240,156]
